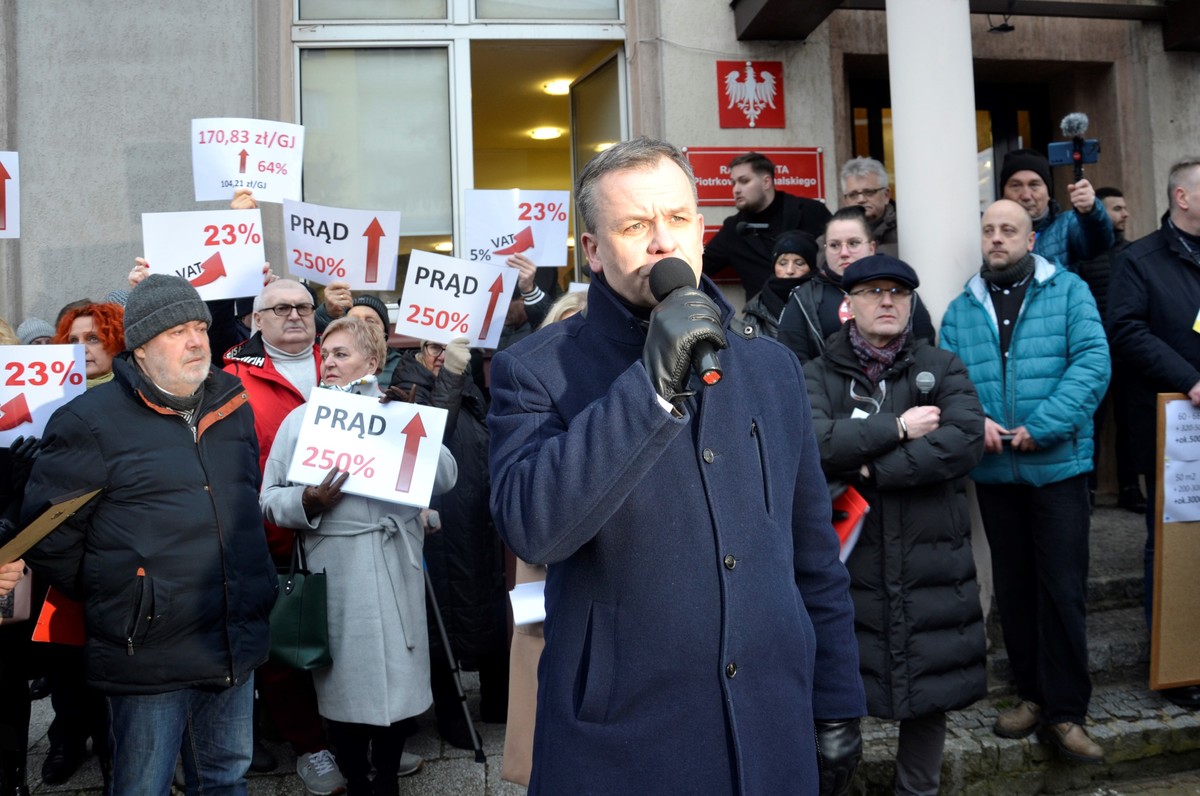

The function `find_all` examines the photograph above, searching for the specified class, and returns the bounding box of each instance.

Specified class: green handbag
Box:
[269,534,332,670]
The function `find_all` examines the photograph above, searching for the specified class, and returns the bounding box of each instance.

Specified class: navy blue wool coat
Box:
[488,275,865,795]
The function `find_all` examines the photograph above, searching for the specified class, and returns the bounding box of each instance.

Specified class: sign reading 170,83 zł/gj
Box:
[191,117,304,203]
[286,388,449,508]
[0,345,86,447]
[394,250,514,350]
[463,189,570,268]
[282,199,402,290]
[142,210,267,302]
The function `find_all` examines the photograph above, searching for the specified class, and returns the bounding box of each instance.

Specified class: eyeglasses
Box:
[826,239,867,252]
[423,343,446,357]
[844,187,885,201]
[848,287,913,302]
[265,303,316,317]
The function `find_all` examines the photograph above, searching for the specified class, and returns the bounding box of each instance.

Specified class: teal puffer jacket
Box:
[940,255,1110,486]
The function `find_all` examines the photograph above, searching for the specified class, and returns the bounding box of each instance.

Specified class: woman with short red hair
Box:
[53,303,125,388]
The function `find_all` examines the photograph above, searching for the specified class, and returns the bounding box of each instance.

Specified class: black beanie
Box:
[123,274,212,351]
[352,295,392,332]
[772,230,818,267]
[1000,148,1052,189]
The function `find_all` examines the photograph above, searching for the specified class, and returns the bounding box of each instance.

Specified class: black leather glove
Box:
[9,435,42,494]
[642,287,727,409]
[301,468,349,519]
[815,717,861,796]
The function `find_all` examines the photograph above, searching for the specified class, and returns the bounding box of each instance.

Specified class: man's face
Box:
[1002,170,1050,219]
[581,157,705,308]
[1101,195,1129,234]
[730,163,773,213]
[135,320,211,396]
[847,279,912,346]
[981,200,1036,269]
[255,284,316,353]
[1174,169,1200,235]
[842,174,891,223]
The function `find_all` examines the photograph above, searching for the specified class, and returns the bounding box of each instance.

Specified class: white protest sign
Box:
[0,152,18,239]
[395,250,514,350]
[0,345,86,447]
[286,388,448,508]
[282,199,401,290]
[463,189,570,267]
[1163,399,1200,524]
[191,118,304,203]
[142,210,266,302]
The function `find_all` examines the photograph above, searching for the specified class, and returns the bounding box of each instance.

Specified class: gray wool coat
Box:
[261,388,458,726]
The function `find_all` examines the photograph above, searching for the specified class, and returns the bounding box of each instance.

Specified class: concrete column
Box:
[885,0,980,327]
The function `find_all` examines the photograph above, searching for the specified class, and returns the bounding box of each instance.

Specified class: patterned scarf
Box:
[848,320,907,387]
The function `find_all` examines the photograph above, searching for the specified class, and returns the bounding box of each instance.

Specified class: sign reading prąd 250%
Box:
[282,199,402,290]
[286,388,449,509]
[0,345,86,447]
[394,250,514,350]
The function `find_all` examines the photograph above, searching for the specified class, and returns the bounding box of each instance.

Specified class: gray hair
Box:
[254,278,309,312]
[575,138,698,235]
[840,157,890,190]
[1168,157,1200,206]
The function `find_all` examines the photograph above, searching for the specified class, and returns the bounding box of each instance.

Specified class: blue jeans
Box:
[106,676,253,796]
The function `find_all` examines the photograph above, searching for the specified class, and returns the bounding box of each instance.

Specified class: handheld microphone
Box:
[1060,112,1090,181]
[915,371,936,406]
[649,258,723,387]
[736,222,770,236]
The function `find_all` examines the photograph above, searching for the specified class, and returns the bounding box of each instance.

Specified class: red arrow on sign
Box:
[363,218,385,284]
[0,393,32,431]
[0,160,10,232]
[189,252,227,288]
[494,226,534,256]
[479,275,505,341]
[238,149,249,174]
[394,414,427,494]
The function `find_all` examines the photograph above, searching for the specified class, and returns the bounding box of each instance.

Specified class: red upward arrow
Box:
[0,393,32,432]
[189,251,227,287]
[479,275,506,341]
[394,414,427,494]
[362,218,385,284]
[0,160,10,232]
[238,149,249,174]
[493,226,534,255]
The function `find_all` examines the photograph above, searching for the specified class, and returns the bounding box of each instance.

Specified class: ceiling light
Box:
[543,80,571,96]
[566,237,575,248]
[433,241,453,252]
[530,127,562,140]
[593,142,617,153]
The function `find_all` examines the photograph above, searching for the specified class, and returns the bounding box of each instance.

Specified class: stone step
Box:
[856,683,1200,795]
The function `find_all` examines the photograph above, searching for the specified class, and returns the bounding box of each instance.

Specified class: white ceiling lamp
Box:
[543,79,571,96]
[530,127,562,140]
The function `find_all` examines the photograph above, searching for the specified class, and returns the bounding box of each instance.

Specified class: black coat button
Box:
[724,555,736,570]
[703,448,715,463]
[726,662,737,678]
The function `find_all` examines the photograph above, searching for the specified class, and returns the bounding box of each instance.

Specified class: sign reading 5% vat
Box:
[282,199,402,290]
[142,209,266,302]
[395,250,514,350]
[191,117,304,203]
[463,189,570,268]
[286,388,449,508]
[0,345,86,447]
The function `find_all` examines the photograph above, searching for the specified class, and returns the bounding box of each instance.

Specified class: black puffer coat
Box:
[803,325,987,719]
[391,353,506,663]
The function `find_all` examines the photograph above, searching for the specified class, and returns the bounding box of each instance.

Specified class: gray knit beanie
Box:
[17,317,55,345]
[123,274,212,351]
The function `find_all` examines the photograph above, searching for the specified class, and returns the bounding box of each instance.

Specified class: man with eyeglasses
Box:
[840,158,898,252]
[703,151,832,300]
[222,278,351,795]
[941,199,1110,765]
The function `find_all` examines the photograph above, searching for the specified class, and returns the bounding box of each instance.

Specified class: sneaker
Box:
[993,700,1041,739]
[1039,722,1105,764]
[397,751,423,777]
[296,750,347,796]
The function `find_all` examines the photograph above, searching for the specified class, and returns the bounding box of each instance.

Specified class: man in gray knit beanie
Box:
[123,274,214,397]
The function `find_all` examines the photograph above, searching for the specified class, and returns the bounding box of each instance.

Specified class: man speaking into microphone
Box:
[488,138,865,795]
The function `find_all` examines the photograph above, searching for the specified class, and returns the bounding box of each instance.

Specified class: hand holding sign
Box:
[396,251,513,350]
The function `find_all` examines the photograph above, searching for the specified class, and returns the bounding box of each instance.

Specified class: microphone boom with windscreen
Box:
[649,258,723,387]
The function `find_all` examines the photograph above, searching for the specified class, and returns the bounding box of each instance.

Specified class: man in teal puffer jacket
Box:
[941,199,1110,765]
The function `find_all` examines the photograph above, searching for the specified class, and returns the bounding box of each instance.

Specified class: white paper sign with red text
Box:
[0,152,19,239]
[463,189,570,267]
[192,118,304,203]
[282,199,401,289]
[395,250,514,350]
[142,210,266,302]
[286,388,448,508]
[0,345,86,446]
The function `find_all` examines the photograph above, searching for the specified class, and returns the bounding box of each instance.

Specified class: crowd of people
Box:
[0,140,1198,796]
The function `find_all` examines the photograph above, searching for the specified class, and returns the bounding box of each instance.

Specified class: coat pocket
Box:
[123,569,169,656]
[574,601,616,724]
[751,418,774,516]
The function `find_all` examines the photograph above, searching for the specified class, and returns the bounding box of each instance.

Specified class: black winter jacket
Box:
[22,356,277,695]
[391,353,506,662]
[803,326,987,719]
[1109,216,1200,471]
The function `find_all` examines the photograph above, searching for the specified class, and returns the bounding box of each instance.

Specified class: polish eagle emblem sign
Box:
[717,60,785,129]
